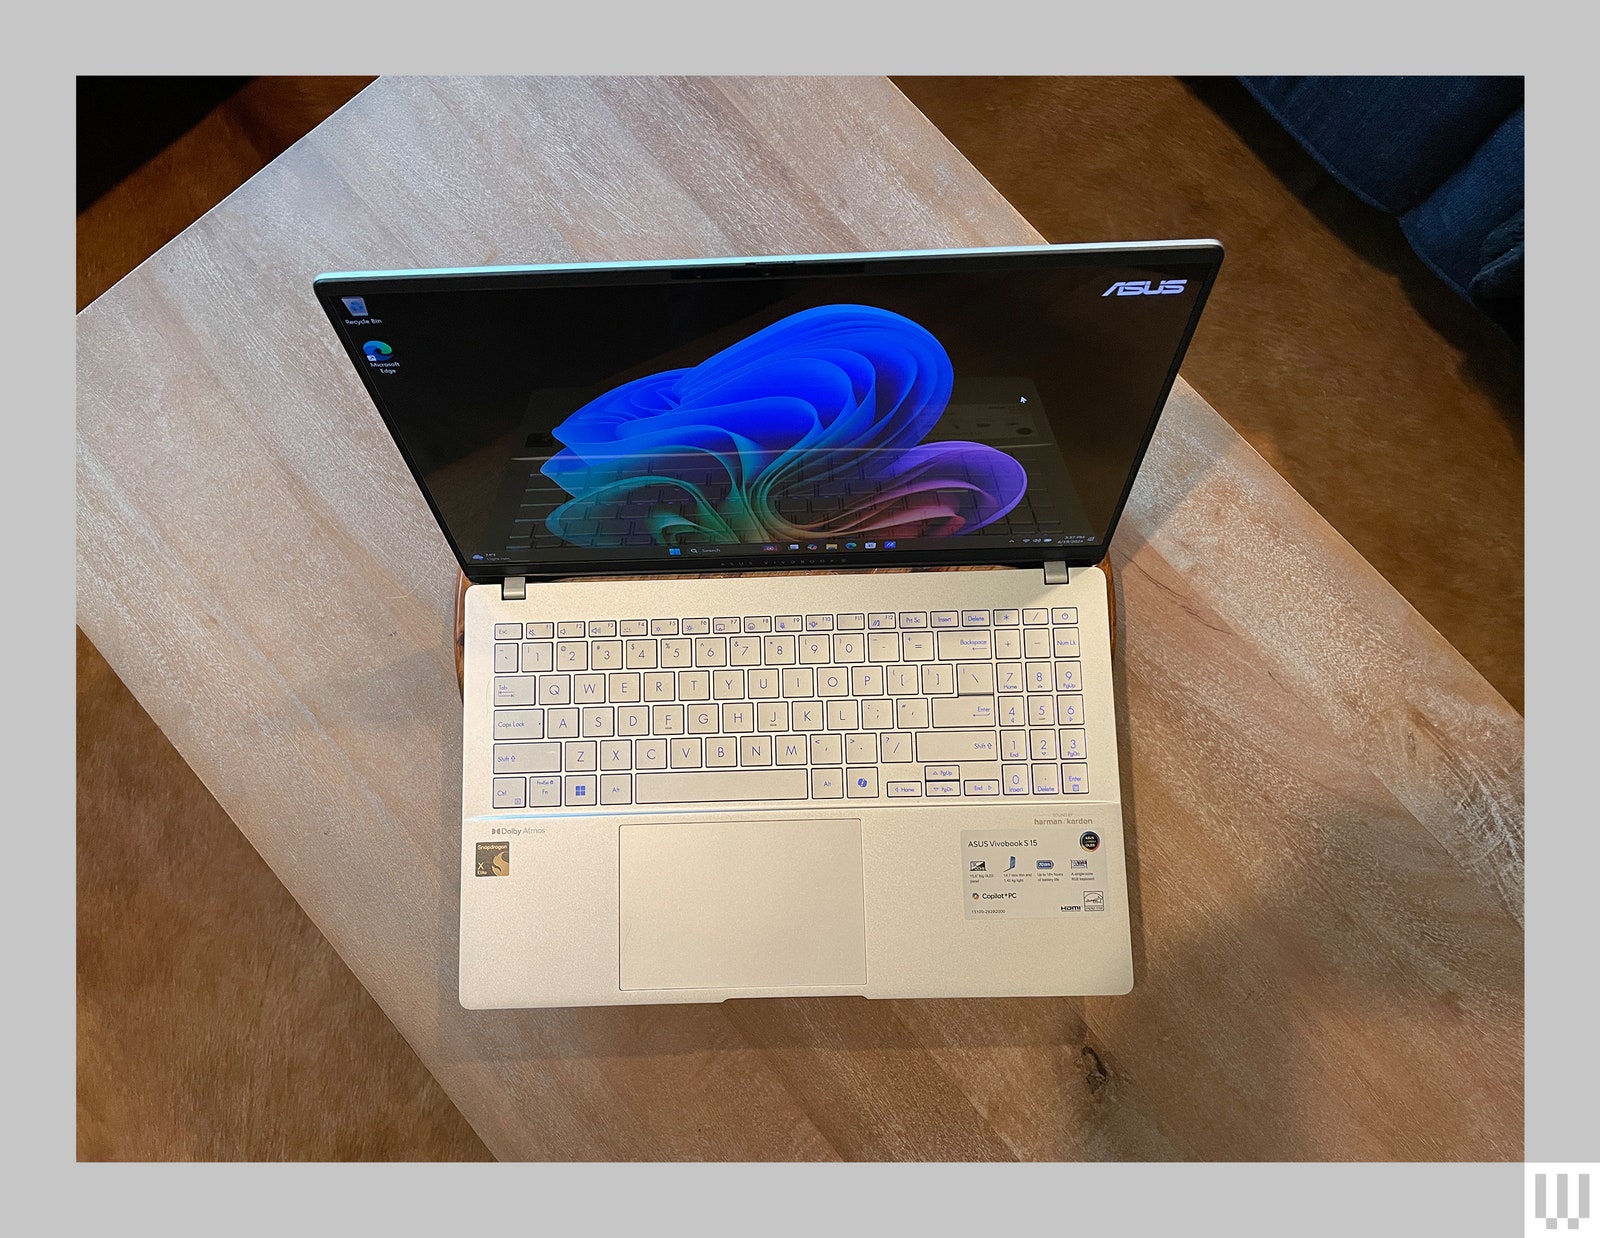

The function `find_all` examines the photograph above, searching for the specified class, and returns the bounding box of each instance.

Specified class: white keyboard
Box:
[486,607,1090,809]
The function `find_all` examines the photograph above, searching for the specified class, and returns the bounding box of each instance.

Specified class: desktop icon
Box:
[865,542,876,549]
[341,296,369,317]
[362,340,392,361]
[845,542,857,549]
[884,541,897,549]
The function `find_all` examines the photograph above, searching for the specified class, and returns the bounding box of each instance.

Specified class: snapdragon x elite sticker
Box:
[962,827,1105,918]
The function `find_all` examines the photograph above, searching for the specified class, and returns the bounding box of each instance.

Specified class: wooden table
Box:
[75,76,1523,1161]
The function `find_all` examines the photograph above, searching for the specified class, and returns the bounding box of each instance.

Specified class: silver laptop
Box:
[313,241,1223,1008]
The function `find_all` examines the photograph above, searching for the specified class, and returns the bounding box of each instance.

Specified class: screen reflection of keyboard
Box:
[487,609,1090,810]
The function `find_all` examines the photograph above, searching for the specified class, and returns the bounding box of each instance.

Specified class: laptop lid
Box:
[313,242,1222,585]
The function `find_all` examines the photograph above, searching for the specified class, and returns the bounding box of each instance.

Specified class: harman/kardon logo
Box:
[1103,279,1187,297]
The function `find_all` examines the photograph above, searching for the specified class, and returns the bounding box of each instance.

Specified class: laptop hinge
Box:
[1042,560,1070,585]
[501,576,527,601]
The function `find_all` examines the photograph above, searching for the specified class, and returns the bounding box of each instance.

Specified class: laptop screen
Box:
[315,245,1221,579]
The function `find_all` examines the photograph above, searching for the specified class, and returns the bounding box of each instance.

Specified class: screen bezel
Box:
[313,241,1224,585]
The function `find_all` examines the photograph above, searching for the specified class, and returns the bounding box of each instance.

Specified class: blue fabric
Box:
[1238,76,1523,338]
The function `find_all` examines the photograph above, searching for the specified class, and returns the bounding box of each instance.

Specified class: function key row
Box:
[492,608,1079,642]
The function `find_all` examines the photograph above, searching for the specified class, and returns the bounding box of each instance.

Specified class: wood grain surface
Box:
[76,76,1522,1160]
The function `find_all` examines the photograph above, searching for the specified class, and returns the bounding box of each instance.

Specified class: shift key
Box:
[916,730,1000,761]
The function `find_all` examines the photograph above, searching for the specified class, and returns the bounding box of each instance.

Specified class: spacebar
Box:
[634,770,811,804]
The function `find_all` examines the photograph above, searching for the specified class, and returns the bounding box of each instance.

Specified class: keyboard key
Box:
[961,610,990,627]
[525,622,555,639]
[1002,764,1029,795]
[963,780,1000,796]
[937,630,994,660]
[493,643,520,673]
[933,695,998,728]
[804,614,834,631]
[682,618,710,634]
[812,769,845,799]
[957,664,996,695]
[878,732,914,762]
[774,615,804,632]
[1059,695,1085,727]
[712,617,740,634]
[886,781,921,797]
[931,611,959,627]
[493,708,544,739]
[588,620,617,637]
[810,733,844,764]
[845,733,878,763]
[1031,764,1061,794]
[619,620,649,636]
[1062,764,1089,794]
[564,774,598,805]
[494,676,535,706]
[868,612,896,630]
[651,618,679,635]
[494,742,560,773]
[635,769,809,803]
[493,623,522,641]
[774,736,808,765]
[529,775,562,806]
[847,767,879,797]
[898,611,928,628]
[491,776,526,808]
[837,613,865,630]
[916,731,1000,762]
[557,621,586,638]
[1052,608,1078,624]
[1056,662,1082,692]
[1022,608,1049,625]
[1054,628,1082,658]
[993,610,1020,626]
[742,615,772,633]
[600,774,632,805]
[520,642,554,673]
[565,741,598,771]
[925,781,961,797]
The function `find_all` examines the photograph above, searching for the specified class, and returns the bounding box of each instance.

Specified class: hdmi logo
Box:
[1103,279,1187,297]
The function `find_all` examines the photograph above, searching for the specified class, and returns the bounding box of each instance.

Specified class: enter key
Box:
[931,696,996,727]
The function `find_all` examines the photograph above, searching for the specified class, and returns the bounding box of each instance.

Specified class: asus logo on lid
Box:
[1103,279,1187,297]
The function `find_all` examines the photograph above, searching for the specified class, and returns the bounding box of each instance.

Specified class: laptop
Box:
[312,241,1223,1008]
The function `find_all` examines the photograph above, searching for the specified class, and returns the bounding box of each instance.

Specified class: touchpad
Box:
[619,818,866,991]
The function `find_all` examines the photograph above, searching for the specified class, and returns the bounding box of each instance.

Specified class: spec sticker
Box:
[962,828,1106,918]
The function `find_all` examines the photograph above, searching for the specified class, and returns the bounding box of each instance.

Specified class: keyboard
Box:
[486,607,1090,810]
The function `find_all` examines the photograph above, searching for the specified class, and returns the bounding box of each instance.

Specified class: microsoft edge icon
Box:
[363,340,393,361]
